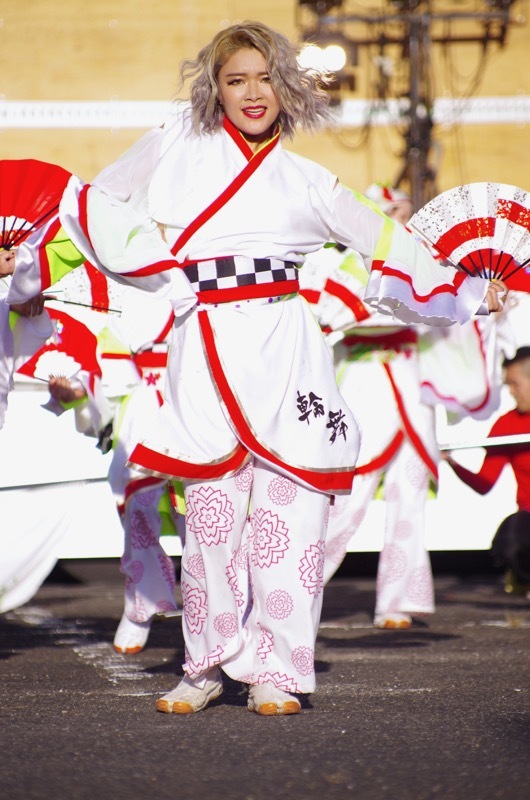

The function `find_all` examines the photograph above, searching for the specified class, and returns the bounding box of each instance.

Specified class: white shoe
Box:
[155,668,223,714]
[374,612,412,630]
[247,683,301,716]
[113,613,152,654]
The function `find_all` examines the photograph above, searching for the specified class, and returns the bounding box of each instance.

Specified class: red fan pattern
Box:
[0,159,72,249]
[409,182,530,286]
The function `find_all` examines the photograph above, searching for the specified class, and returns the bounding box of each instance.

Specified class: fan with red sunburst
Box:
[409,182,530,289]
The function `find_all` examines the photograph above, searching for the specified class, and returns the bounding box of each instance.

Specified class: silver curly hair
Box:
[177,21,334,138]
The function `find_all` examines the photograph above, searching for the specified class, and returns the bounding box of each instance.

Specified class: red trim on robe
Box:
[355,431,405,475]
[299,288,321,305]
[371,260,467,303]
[198,311,355,493]
[420,320,491,415]
[124,476,167,503]
[129,441,250,481]
[84,260,110,313]
[383,361,438,480]
[323,277,371,321]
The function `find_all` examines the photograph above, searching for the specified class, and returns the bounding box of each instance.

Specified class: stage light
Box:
[298,34,357,73]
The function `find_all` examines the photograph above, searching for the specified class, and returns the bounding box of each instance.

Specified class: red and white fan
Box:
[17,307,101,382]
[0,158,73,250]
[409,182,530,288]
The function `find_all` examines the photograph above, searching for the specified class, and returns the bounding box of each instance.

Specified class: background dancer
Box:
[301,183,512,629]
[43,287,182,653]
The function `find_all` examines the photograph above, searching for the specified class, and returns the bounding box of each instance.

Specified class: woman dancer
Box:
[30,21,504,715]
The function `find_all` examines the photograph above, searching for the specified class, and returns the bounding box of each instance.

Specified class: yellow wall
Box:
[0,0,528,195]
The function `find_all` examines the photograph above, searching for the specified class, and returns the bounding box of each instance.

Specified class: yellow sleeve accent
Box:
[46,228,86,285]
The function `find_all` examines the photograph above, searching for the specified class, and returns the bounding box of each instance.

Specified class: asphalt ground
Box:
[0,557,528,800]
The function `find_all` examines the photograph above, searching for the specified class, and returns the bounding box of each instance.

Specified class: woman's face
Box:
[217,47,280,151]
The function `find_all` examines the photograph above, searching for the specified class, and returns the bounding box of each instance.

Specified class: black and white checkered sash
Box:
[183,256,299,304]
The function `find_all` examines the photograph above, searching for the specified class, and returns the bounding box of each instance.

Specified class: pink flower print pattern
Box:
[267,475,297,506]
[130,599,149,623]
[256,671,300,693]
[257,625,274,662]
[186,553,206,581]
[156,600,178,614]
[213,612,238,639]
[124,560,144,588]
[325,530,354,566]
[291,646,314,677]
[250,509,290,569]
[323,498,331,527]
[407,566,434,606]
[157,553,176,586]
[234,461,253,492]
[406,453,429,490]
[130,509,159,549]
[385,482,400,503]
[226,557,245,608]
[395,520,413,540]
[376,543,407,591]
[184,646,225,678]
[135,488,157,507]
[298,541,325,597]
[237,673,255,684]
[182,581,207,635]
[236,541,249,571]
[266,589,294,620]
[186,486,234,546]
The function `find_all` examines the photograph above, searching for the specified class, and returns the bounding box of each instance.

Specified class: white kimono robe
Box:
[300,245,513,620]
[47,105,490,497]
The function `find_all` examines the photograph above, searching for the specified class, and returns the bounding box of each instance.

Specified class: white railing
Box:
[0,96,528,129]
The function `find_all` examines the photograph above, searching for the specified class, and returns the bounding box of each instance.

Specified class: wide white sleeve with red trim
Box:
[418,311,517,421]
[6,215,78,304]
[59,176,198,318]
[327,183,489,325]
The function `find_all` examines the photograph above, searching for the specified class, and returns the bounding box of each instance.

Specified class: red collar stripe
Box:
[170,128,279,258]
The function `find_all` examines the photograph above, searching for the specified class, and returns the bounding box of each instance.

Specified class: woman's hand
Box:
[10,293,46,317]
[0,248,15,278]
[486,280,508,313]
[48,376,87,404]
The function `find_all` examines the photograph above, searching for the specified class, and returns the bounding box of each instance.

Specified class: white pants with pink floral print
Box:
[121,483,179,622]
[324,438,435,619]
[181,458,330,695]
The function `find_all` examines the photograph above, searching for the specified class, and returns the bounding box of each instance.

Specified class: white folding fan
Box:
[409,182,530,285]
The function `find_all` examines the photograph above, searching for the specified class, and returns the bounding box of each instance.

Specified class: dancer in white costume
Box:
[0,250,51,426]
[0,249,57,612]
[301,184,512,629]
[45,285,182,653]
[8,23,505,715]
